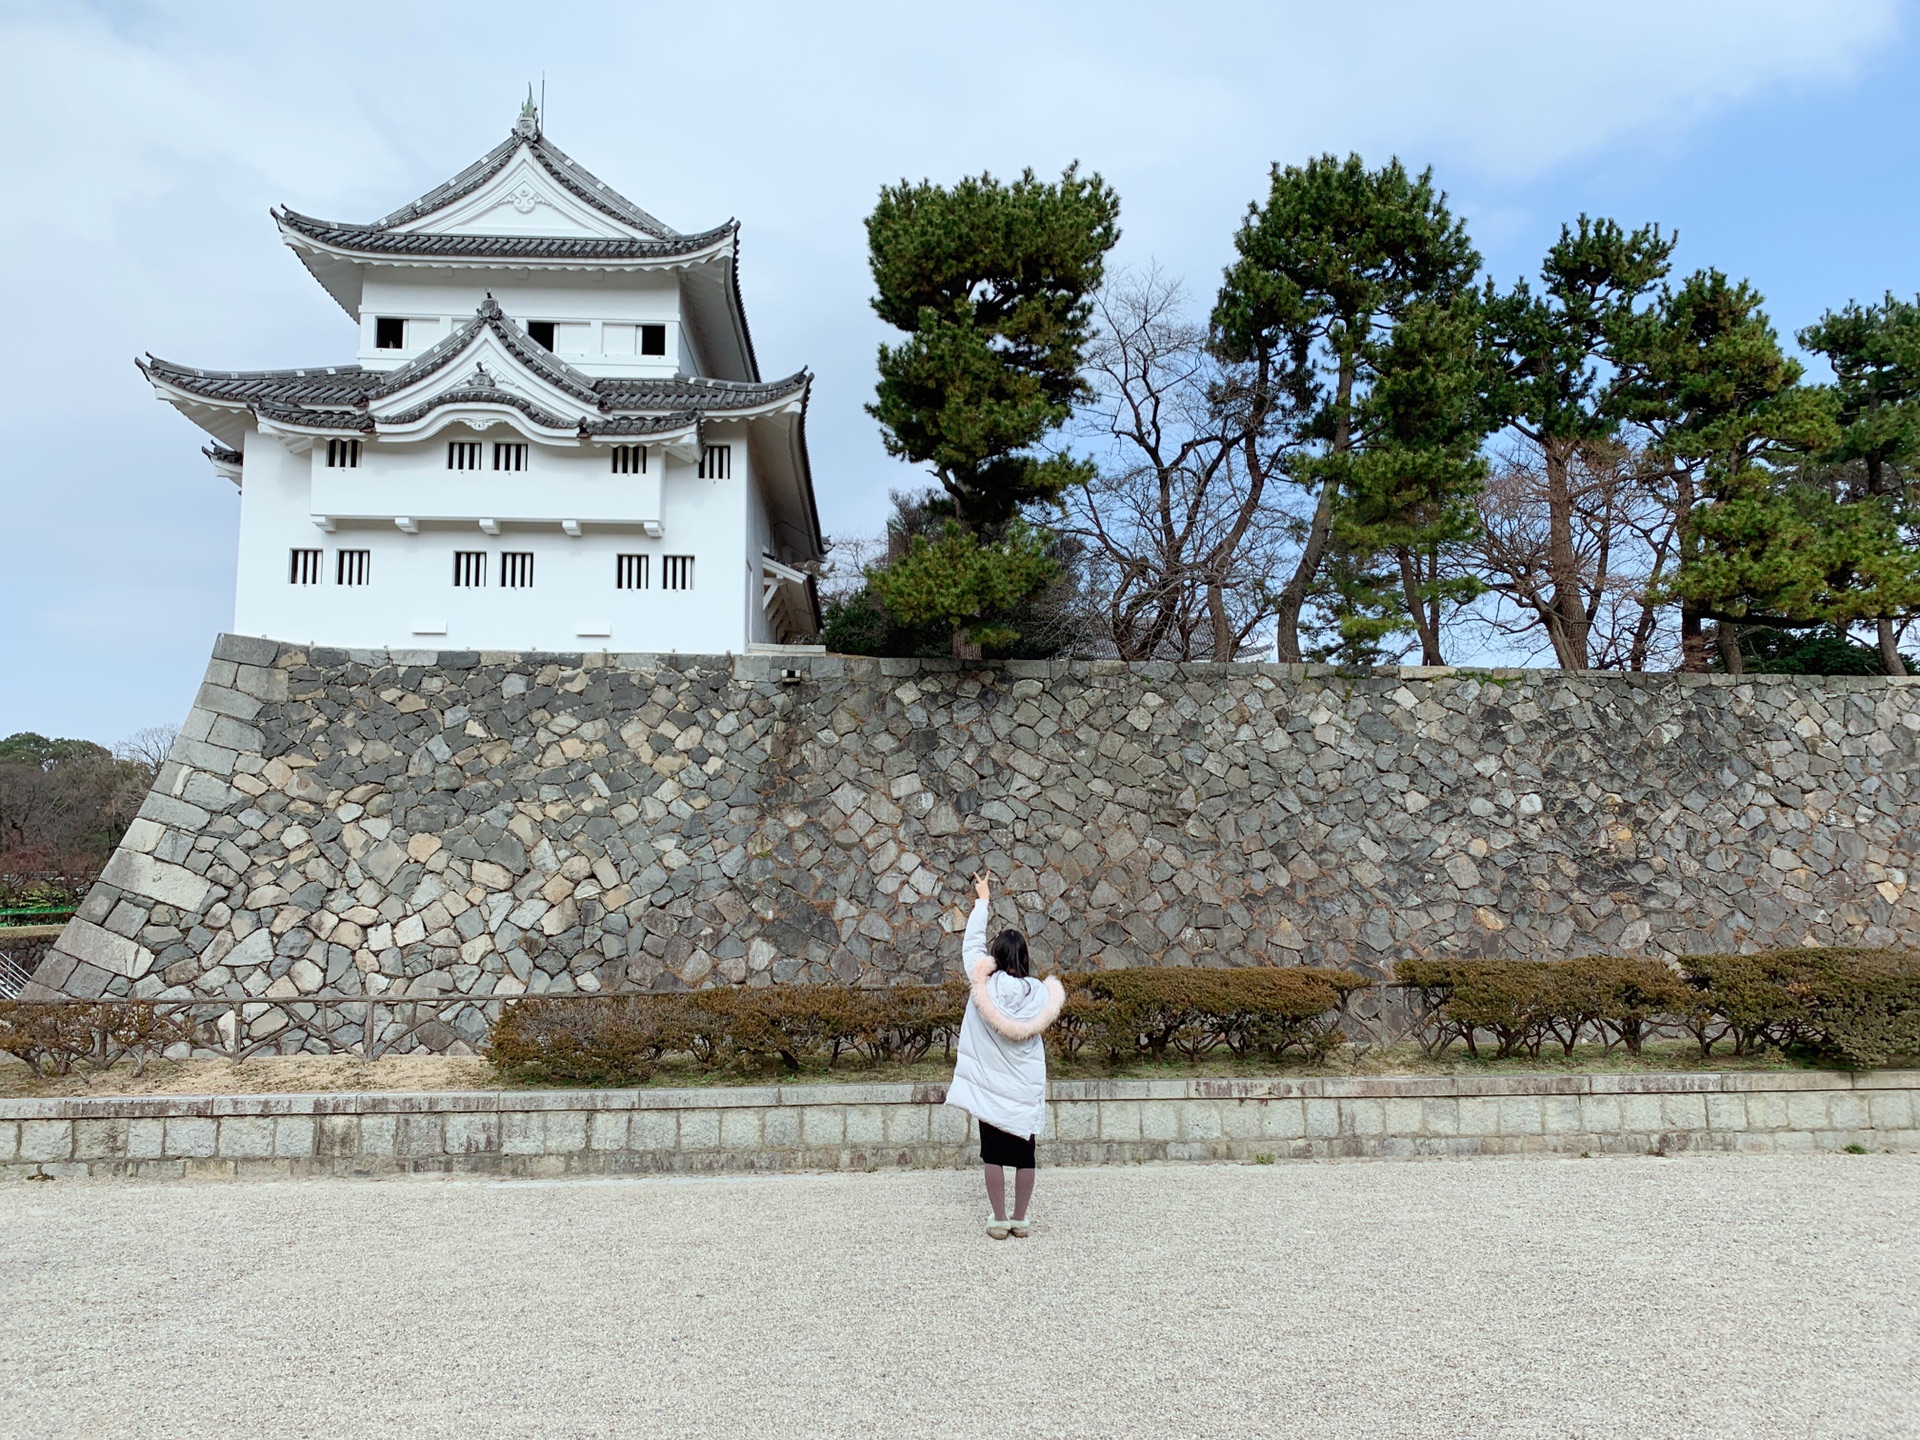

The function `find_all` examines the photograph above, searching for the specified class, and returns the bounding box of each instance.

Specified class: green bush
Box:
[1680,948,1920,1066]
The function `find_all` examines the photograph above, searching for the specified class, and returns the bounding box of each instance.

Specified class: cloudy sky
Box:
[3,0,1916,744]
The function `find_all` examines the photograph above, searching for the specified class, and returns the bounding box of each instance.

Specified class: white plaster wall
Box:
[233,422,755,654]
[356,272,683,378]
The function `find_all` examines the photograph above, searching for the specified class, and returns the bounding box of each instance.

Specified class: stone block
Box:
[101,851,212,913]
[126,1119,165,1160]
[883,1106,929,1144]
[1457,1097,1501,1136]
[394,1115,443,1159]
[844,1106,887,1145]
[1422,1099,1460,1137]
[677,1110,720,1149]
[1498,1098,1542,1135]
[798,1106,846,1147]
[762,1107,800,1149]
[73,1119,129,1160]
[19,1120,73,1163]
[1540,1097,1583,1135]
[1140,1102,1182,1142]
[213,633,280,666]
[164,1117,217,1159]
[358,1115,397,1158]
[1259,1100,1307,1139]
[631,1110,679,1151]
[1346,1099,1387,1137]
[1744,1092,1789,1130]
[55,919,154,982]
[1616,1096,1664,1132]
[1785,1093,1830,1132]
[1218,1101,1267,1140]
[718,1109,763,1148]
[1705,1095,1746,1131]
[1099,1101,1143,1140]
[447,1114,502,1155]
[218,1117,276,1159]
[1827,1093,1870,1131]
[1383,1099,1425,1136]
[929,1106,970,1144]
[1868,1092,1914,1131]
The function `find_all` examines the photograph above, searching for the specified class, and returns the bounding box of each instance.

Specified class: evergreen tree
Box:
[1485,217,1675,668]
[1212,154,1480,662]
[865,166,1119,657]
[1797,293,1920,674]
[1614,270,1845,670]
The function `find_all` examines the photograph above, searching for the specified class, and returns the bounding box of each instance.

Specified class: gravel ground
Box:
[3,1152,1915,1440]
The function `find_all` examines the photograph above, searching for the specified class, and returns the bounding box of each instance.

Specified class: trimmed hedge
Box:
[485,966,1370,1083]
[0,1002,192,1079]
[1398,949,1920,1066]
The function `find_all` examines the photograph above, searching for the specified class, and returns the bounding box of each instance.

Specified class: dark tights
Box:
[983,1164,1036,1221]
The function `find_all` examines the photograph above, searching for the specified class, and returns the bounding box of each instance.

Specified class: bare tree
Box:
[1064,270,1293,660]
[115,726,179,773]
[1461,442,1678,669]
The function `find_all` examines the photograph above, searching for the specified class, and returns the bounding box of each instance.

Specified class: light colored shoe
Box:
[1008,1216,1031,1238]
[986,1216,1012,1240]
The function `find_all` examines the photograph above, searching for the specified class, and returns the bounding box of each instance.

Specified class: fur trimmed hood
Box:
[968,956,1066,1041]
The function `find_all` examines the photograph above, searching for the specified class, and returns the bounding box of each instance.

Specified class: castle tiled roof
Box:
[275,209,736,262]
[139,300,807,438]
[373,132,679,238]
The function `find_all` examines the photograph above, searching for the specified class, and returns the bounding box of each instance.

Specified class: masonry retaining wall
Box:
[27,639,1920,1039]
[2,1071,1912,1181]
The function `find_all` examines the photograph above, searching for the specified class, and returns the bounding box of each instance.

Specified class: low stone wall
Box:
[29,638,1920,1011]
[4,1071,1912,1181]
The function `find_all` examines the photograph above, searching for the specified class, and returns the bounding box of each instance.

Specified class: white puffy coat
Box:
[943,898,1066,1139]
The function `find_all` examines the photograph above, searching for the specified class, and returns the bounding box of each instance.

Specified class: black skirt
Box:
[978,1119,1037,1168]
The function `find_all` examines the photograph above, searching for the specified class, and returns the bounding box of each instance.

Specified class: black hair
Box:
[990,928,1031,979]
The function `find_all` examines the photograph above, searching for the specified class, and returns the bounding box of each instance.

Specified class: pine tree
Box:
[1797,294,1920,674]
[865,166,1119,657]
[1211,154,1480,662]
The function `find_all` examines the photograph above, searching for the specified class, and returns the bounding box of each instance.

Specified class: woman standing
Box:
[944,871,1065,1239]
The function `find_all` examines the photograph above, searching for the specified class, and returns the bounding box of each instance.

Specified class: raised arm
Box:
[962,872,990,968]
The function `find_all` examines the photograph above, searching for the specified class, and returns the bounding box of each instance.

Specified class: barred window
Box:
[501,552,535,588]
[616,553,650,590]
[447,441,482,471]
[493,442,527,472]
[289,548,322,585]
[662,555,694,591]
[325,438,361,468]
[453,551,487,587]
[610,444,647,474]
[698,444,731,480]
[640,323,667,356]
[336,549,370,586]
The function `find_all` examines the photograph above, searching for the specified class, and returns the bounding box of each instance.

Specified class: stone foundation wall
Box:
[3,1071,1913,1181]
[27,636,1920,1015]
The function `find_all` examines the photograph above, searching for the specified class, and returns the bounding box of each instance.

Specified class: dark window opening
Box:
[336,549,370,586]
[448,441,482,471]
[374,316,405,350]
[326,438,361,468]
[699,445,731,480]
[501,552,535,588]
[289,548,322,585]
[662,555,694,591]
[616,553,649,590]
[611,445,647,474]
[640,324,667,356]
[453,551,487,587]
[493,442,527,472]
[526,320,555,350]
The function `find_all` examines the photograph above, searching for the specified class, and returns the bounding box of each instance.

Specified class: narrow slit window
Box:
[289,548,322,585]
[325,438,361,468]
[374,317,405,350]
[662,555,695,591]
[448,441,482,471]
[526,320,555,350]
[336,549,370,586]
[493,442,528,472]
[640,324,667,356]
[610,444,647,474]
[501,552,535,588]
[453,551,487,587]
[616,553,649,590]
[698,444,731,480]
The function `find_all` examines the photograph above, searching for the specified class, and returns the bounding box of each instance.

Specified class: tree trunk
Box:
[951,626,981,662]
[1541,436,1589,669]
[1395,547,1445,665]
[1714,622,1744,676]
[1274,358,1355,663]
[1207,583,1235,662]
[1878,617,1906,676]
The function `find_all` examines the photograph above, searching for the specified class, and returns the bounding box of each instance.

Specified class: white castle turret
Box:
[141,102,822,654]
